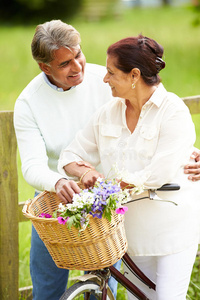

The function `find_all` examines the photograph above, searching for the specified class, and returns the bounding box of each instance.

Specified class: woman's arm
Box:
[64,161,104,188]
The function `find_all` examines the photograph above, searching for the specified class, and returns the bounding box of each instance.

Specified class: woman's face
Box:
[104,55,132,98]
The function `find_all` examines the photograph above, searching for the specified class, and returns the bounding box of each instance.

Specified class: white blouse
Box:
[58,84,200,256]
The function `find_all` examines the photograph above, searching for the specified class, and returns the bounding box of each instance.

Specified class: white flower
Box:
[130,185,144,196]
[96,177,103,183]
[58,203,66,212]
[113,163,145,195]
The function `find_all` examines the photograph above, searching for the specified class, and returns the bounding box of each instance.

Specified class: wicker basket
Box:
[23,191,128,270]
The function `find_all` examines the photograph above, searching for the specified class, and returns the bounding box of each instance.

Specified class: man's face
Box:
[39,46,86,91]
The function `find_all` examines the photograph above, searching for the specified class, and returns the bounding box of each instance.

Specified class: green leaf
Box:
[52,210,58,218]
[67,214,82,230]
[67,216,76,230]
[103,206,112,222]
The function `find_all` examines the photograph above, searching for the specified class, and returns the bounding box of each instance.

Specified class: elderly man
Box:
[14,20,120,300]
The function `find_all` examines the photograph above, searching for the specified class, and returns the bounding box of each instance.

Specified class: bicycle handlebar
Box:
[157,183,180,191]
[127,183,180,206]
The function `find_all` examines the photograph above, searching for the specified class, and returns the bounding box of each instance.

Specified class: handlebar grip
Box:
[157,183,180,191]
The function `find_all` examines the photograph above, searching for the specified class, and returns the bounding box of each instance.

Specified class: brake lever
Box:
[149,190,178,206]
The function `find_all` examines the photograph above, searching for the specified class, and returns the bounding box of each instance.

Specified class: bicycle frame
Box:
[109,253,155,300]
[87,252,155,300]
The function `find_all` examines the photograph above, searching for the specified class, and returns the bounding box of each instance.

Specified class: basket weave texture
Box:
[23,191,128,270]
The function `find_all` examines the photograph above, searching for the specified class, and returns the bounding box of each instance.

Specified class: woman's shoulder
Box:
[92,97,123,124]
[97,97,123,114]
[159,84,190,113]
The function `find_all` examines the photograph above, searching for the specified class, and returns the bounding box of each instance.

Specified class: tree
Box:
[162,0,171,5]
[0,0,82,24]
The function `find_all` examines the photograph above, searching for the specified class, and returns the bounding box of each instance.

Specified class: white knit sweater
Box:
[14,63,113,192]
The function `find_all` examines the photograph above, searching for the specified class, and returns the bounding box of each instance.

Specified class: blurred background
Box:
[1,0,200,24]
[1,1,200,299]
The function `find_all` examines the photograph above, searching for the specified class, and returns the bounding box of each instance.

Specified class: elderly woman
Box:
[57,35,200,299]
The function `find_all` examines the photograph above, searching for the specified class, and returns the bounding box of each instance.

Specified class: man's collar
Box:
[42,72,76,92]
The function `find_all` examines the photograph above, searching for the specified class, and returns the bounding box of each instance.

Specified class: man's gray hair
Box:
[31,20,81,64]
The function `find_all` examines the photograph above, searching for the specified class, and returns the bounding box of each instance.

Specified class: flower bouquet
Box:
[23,176,144,270]
[41,178,131,232]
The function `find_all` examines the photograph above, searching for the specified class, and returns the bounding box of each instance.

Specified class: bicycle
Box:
[59,183,180,300]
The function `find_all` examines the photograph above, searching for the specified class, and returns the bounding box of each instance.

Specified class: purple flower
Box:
[91,198,106,212]
[39,213,52,218]
[91,180,120,199]
[115,206,128,215]
[89,211,103,219]
[80,209,87,226]
[57,217,69,224]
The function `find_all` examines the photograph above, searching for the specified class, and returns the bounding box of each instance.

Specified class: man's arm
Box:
[184,150,200,181]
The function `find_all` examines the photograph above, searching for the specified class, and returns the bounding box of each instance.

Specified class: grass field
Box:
[1,4,200,299]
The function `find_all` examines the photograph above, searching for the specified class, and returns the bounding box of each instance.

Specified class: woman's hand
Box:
[80,169,104,189]
[184,150,200,181]
[120,181,135,190]
[55,178,81,203]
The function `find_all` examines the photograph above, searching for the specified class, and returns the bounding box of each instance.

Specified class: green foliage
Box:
[18,222,32,288]
[0,0,82,25]
[187,250,200,299]
[67,214,82,230]
[192,1,200,26]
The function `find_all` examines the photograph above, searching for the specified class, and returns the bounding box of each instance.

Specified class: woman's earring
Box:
[131,82,135,89]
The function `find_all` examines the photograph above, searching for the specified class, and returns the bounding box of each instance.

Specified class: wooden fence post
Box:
[0,111,18,299]
[182,95,200,114]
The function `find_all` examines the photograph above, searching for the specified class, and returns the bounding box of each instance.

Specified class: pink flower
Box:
[57,217,69,225]
[115,206,128,215]
[39,213,52,218]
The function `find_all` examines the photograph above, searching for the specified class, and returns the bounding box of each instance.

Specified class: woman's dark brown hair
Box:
[107,34,165,85]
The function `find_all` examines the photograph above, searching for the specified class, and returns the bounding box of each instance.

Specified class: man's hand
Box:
[55,178,81,203]
[184,150,200,181]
